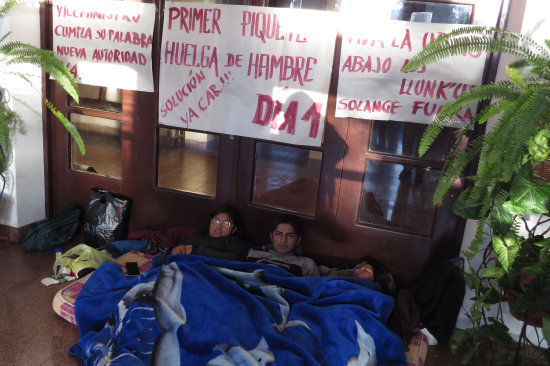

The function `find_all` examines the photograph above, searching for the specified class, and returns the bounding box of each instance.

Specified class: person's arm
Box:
[190,236,251,261]
[192,245,240,260]
[169,235,207,254]
[230,236,253,260]
[302,257,320,277]
[171,244,193,254]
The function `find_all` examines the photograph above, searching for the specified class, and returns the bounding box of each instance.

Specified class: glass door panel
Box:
[157,128,220,197]
[358,160,440,236]
[252,142,322,215]
[70,113,122,179]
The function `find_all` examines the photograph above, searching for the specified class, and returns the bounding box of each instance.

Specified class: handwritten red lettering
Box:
[276,101,298,134]
[423,31,483,58]
[55,5,141,22]
[400,59,426,73]
[391,29,412,52]
[96,29,106,40]
[107,30,152,49]
[54,25,92,40]
[301,102,322,138]
[399,78,477,99]
[164,42,219,76]
[252,95,321,138]
[56,46,87,60]
[91,49,147,65]
[411,101,474,123]
[179,107,199,127]
[65,62,78,80]
[341,56,391,73]
[198,84,222,111]
[241,11,306,43]
[337,99,402,115]
[167,7,221,34]
[224,53,244,67]
[347,37,385,48]
[252,95,273,126]
[247,53,315,86]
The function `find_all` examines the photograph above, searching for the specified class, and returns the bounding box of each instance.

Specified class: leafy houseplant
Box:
[402,26,550,365]
[0,0,84,198]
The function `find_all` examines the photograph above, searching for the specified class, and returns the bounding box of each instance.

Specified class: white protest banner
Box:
[159,3,337,147]
[336,19,487,126]
[53,0,155,92]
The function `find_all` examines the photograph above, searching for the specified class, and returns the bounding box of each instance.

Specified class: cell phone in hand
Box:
[125,261,140,276]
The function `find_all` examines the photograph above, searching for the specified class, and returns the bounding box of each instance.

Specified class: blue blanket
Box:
[70,255,406,365]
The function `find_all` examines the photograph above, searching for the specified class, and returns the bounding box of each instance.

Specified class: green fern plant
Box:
[0,0,84,197]
[403,26,550,365]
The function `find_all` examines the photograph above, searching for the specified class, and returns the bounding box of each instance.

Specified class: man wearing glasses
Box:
[170,205,251,261]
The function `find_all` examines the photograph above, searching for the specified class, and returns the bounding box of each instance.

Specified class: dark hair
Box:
[270,214,303,237]
[210,204,244,236]
[355,256,396,295]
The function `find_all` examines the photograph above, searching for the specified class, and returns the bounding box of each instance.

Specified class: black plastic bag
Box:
[82,188,132,248]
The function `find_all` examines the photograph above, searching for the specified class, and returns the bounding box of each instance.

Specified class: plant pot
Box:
[506,290,548,327]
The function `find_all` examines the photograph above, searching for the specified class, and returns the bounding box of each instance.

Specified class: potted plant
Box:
[0,0,84,198]
[402,26,550,365]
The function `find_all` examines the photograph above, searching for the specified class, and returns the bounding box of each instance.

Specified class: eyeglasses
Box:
[211,218,232,227]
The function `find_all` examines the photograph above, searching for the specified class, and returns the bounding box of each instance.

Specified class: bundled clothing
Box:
[247,245,319,277]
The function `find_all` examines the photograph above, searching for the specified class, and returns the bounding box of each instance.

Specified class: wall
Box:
[0,1,45,230]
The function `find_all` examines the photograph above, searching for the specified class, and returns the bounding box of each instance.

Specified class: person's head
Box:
[269,215,303,254]
[352,263,374,281]
[208,205,242,238]
[352,256,396,295]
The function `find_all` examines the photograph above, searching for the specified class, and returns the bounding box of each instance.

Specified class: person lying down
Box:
[247,214,320,277]
[320,257,397,295]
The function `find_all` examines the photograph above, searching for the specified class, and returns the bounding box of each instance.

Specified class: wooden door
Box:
[43,0,508,284]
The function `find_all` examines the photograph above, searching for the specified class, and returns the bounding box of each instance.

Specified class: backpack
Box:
[21,204,83,251]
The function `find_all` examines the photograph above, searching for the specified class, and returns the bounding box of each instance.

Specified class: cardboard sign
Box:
[159,3,337,147]
[53,0,155,92]
[336,19,487,126]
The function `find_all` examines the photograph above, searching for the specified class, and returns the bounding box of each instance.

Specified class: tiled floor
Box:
[0,240,80,366]
[0,237,466,366]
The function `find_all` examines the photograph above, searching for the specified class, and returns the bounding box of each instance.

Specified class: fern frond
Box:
[1,42,79,102]
[475,100,515,125]
[506,66,527,88]
[44,99,85,155]
[497,28,550,58]
[436,82,521,123]
[508,58,534,70]
[463,217,489,260]
[406,37,544,71]
[433,134,485,204]
[418,122,444,157]
[0,0,17,17]
[0,103,18,172]
[4,71,35,90]
[0,31,10,45]
[484,87,550,181]
[403,26,550,72]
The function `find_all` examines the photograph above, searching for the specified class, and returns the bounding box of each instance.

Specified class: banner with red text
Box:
[159,3,337,147]
[336,19,487,126]
[53,0,155,92]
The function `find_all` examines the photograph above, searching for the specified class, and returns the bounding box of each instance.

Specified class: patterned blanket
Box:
[69,254,406,365]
